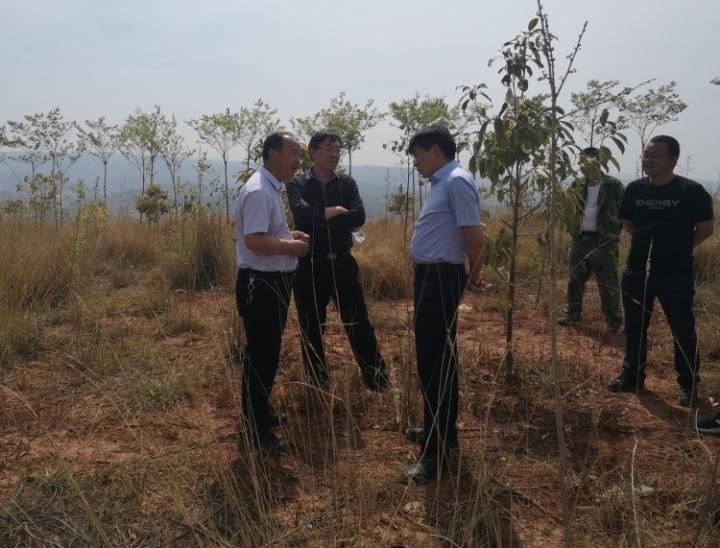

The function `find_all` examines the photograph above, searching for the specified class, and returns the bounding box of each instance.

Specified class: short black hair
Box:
[581,146,599,158]
[262,131,295,162]
[649,135,680,158]
[408,126,456,160]
[308,131,342,150]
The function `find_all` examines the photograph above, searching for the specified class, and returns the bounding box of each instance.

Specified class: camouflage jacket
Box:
[570,175,624,242]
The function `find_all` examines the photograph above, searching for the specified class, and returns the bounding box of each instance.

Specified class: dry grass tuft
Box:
[164,213,234,291]
[0,223,78,311]
[355,220,412,300]
[89,219,158,269]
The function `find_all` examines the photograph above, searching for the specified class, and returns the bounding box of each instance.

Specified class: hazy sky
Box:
[2,0,719,181]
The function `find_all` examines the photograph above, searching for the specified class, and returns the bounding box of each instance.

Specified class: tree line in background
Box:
[0,71,697,228]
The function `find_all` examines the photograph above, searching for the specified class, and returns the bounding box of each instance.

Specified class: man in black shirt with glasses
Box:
[286,131,388,392]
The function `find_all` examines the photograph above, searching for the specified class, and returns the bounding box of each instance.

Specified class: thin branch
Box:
[556,22,588,97]
[559,79,654,120]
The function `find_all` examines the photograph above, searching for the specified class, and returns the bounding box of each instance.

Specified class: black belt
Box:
[579,231,598,237]
[414,262,464,273]
[238,268,294,279]
[309,249,350,260]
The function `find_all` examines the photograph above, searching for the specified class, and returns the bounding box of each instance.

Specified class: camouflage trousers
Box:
[564,233,622,328]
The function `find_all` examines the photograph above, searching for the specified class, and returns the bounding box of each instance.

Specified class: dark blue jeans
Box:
[621,267,699,389]
[413,263,467,460]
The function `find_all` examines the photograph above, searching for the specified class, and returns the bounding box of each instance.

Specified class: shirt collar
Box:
[259,166,283,192]
[306,167,339,182]
[429,160,459,184]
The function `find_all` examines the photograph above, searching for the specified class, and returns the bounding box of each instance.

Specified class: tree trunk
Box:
[505,176,522,377]
[545,39,571,548]
[385,170,389,223]
[103,161,108,202]
[171,167,178,214]
[223,158,229,225]
[403,161,411,245]
[411,169,417,224]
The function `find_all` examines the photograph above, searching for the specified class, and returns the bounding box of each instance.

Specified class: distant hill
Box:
[1,154,716,218]
[0,155,426,218]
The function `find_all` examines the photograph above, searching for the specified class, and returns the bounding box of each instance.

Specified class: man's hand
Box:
[290,230,310,244]
[694,220,714,247]
[467,273,492,293]
[284,239,309,257]
[325,205,349,220]
[299,198,310,207]
[246,233,309,257]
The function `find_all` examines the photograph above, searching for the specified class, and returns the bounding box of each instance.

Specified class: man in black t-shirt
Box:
[608,135,714,405]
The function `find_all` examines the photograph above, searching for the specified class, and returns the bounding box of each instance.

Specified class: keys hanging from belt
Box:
[246,272,256,305]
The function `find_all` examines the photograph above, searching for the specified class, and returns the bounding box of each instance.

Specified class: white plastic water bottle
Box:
[351,227,366,244]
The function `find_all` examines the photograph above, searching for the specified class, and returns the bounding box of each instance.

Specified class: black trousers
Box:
[414,263,467,458]
[293,251,386,385]
[621,267,699,389]
[235,268,293,434]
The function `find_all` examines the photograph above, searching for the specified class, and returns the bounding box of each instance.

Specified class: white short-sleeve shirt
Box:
[234,167,298,272]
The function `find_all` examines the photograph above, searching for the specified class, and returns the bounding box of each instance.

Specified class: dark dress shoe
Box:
[402,455,438,484]
[608,370,645,392]
[250,430,289,454]
[267,412,287,428]
[557,314,581,326]
[678,386,699,407]
[405,426,425,446]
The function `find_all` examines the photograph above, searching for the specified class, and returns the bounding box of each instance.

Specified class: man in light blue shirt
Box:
[234,132,309,454]
[403,126,486,483]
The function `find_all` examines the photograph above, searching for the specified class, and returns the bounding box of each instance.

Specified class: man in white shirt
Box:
[234,132,309,453]
[559,147,624,333]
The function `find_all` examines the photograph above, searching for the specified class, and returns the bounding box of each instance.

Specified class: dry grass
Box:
[355,220,412,300]
[0,222,78,311]
[1,210,720,547]
[163,212,234,291]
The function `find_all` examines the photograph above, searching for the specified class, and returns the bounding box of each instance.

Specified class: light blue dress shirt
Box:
[410,160,481,264]
[234,166,298,272]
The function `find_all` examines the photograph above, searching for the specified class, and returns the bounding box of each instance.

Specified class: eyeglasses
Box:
[317,146,342,154]
[641,153,669,160]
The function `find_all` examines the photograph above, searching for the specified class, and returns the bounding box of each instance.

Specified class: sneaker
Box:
[608,370,645,392]
[249,430,289,454]
[696,413,720,434]
[557,314,581,326]
[678,386,699,407]
[401,446,459,484]
[267,411,287,428]
[402,454,438,484]
[405,426,425,446]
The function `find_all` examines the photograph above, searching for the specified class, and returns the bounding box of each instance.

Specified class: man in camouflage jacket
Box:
[559,147,624,332]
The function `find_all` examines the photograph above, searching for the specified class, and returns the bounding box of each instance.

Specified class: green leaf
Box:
[528,18,539,31]
[610,136,625,154]
[599,108,609,125]
[494,118,505,146]
[469,154,478,175]
[609,156,621,172]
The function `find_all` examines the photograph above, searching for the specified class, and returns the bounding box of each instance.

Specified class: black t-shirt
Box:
[620,176,714,273]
